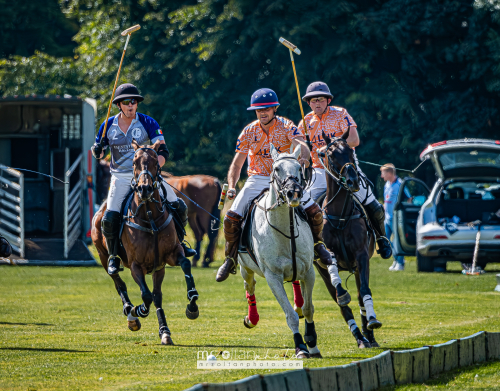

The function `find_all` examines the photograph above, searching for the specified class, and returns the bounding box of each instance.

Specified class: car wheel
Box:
[417,252,434,272]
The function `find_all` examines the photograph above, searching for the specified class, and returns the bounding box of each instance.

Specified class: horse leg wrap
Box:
[347,319,359,334]
[180,258,196,293]
[156,308,171,338]
[304,320,317,348]
[246,292,259,326]
[362,295,376,320]
[133,303,150,318]
[327,263,342,288]
[292,281,304,308]
[123,302,133,316]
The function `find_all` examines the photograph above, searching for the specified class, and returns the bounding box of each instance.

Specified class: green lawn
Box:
[0,232,499,390]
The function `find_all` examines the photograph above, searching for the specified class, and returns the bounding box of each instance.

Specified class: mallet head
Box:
[279,37,301,55]
[121,24,141,36]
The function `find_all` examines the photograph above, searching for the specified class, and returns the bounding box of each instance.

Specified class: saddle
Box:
[238,189,308,266]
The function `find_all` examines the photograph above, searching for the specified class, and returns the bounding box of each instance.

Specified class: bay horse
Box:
[162,174,221,267]
[316,129,382,348]
[91,140,199,345]
[95,161,221,267]
[238,145,320,359]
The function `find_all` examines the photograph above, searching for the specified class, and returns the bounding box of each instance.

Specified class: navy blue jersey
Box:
[96,113,165,173]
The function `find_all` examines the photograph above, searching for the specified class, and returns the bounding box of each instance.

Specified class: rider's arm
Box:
[158,140,166,167]
[345,126,360,148]
[227,153,247,199]
[291,136,311,167]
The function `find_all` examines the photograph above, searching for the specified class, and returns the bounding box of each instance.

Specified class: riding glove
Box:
[91,143,103,159]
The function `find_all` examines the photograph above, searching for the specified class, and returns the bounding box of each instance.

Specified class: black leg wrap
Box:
[133,304,150,318]
[123,302,133,316]
[157,308,171,337]
[180,258,196,292]
[304,320,317,348]
[293,333,306,349]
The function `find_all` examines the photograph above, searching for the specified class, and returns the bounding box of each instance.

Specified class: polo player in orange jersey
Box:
[216,88,333,282]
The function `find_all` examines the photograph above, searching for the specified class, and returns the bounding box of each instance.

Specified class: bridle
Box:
[131,147,162,200]
[318,138,357,190]
[268,156,305,210]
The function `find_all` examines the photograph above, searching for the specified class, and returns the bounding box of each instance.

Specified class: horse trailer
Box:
[0,95,97,265]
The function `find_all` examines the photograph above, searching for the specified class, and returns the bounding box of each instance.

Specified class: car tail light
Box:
[494,235,500,239]
[431,141,447,147]
[496,141,500,145]
[422,235,448,240]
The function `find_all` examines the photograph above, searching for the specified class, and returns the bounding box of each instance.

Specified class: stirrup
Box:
[376,236,391,245]
[228,257,238,274]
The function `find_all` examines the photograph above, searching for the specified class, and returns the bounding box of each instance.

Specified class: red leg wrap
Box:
[292,281,304,308]
[246,292,259,325]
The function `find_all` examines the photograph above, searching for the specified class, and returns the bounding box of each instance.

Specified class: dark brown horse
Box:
[95,161,221,267]
[316,129,381,348]
[91,140,199,345]
[163,174,221,267]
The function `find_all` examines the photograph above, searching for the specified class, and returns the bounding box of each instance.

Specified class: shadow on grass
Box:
[1,347,93,353]
[173,344,285,349]
[0,321,54,326]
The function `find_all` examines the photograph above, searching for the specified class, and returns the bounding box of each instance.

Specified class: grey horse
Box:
[238,145,321,359]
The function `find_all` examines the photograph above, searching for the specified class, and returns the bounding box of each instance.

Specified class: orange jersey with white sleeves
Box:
[298,106,357,169]
[236,116,303,177]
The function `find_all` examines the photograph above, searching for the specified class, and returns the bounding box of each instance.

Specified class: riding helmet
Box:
[112,83,144,104]
[247,88,280,111]
[301,81,333,102]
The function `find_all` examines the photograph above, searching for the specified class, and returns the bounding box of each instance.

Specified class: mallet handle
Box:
[99,34,131,143]
[121,24,141,36]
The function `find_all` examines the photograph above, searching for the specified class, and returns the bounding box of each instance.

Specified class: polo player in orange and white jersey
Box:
[216,88,333,282]
[298,82,392,260]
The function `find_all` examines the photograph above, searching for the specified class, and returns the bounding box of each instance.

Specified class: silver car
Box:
[391,139,500,272]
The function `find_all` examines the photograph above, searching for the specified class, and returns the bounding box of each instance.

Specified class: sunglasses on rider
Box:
[309,97,327,103]
[119,99,137,106]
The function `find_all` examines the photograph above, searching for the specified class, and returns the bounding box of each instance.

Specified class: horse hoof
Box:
[243,316,257,329]
[309,345,322,358]
[128,319,141,332]
[294,305,304,319]
[201,261,211,268]
[369,341,380,348]
[336,291,351,307]
[186,305,199,320]
[295,347,310,359]
[357,339,371,349]
[367,317,382,330]
[161,333,174,345]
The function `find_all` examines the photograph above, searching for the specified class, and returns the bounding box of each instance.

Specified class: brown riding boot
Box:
[305,203,333,268]
[216,211,243,282]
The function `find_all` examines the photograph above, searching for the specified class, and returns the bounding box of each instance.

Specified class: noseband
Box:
[319,139,357,188]
[131,147,161,198]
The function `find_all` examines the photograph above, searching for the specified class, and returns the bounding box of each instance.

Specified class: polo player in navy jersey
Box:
[91,83,196,275]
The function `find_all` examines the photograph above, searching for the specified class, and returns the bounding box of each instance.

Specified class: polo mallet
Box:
[99,24,141,145]
[463,220,484,275]
[279,38,314,176]
[218,184,229,210]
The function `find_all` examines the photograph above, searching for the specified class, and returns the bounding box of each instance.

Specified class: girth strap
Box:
[323,213,362,221]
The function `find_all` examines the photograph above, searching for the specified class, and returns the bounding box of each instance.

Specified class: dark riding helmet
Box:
[301,81,333,102]
[112,83,144,104]
[247,88,280,111]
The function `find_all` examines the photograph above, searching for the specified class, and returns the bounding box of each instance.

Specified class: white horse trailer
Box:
[0,95,97,265]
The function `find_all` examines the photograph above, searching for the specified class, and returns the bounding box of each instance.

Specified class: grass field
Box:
[0,230,499,390]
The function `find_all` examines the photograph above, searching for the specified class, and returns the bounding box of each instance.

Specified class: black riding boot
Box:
[101,210,123,275]
[172,199,197,258]
[364,200,392,259]
[0,234,12,258]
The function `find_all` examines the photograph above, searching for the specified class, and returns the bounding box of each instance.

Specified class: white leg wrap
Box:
[309,345,321,355]
[362,295,376,319]
[347,319,358,333]
[127,312,138,321]
[327,263,342,288]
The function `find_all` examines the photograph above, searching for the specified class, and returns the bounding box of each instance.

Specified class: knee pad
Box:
[176,198,188,226]
[102,210,121,238]
[366,200,385,220]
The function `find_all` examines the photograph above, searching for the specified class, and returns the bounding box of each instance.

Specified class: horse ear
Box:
[152,140,162,152]
[132,139,140,151]
[292,144,301,159]
[322,131,331,145]
[342,127,350,141]
[270,144,280,161]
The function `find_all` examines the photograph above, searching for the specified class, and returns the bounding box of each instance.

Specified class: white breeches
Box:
[229,174,315,217]
[106,172,177,212]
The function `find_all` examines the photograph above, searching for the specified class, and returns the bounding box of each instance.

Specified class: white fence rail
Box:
[64,150,83,258]
[0,165,24,258]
